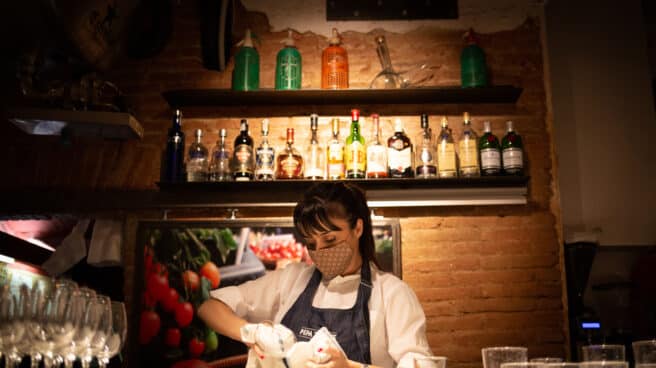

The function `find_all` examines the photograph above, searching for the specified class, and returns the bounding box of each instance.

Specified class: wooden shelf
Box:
[8,108,144,140]
[162,86,523,117]
[0,177,529,216]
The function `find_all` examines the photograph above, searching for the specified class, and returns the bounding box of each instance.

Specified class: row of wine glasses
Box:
[0,278,127,368]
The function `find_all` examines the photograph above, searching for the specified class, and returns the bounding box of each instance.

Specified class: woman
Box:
[198,182,433,368]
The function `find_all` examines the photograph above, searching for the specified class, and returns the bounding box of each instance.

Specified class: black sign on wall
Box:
[326,0,458,21]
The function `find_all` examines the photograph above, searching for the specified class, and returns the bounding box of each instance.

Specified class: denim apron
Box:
[280,262,372,364]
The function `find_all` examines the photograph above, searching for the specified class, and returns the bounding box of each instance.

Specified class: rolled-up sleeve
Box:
[384,281,433,368]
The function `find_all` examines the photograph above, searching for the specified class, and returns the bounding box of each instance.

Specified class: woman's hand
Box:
[306,346,353,368]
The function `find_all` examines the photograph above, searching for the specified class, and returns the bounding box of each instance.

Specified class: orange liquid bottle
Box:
[321,28,349,89]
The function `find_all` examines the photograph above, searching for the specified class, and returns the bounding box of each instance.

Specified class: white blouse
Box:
[210,262,433,368]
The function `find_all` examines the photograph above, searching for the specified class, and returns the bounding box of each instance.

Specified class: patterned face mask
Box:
[308,242,353,280]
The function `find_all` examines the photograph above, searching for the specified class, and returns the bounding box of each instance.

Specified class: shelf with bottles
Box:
[161,86,523,117]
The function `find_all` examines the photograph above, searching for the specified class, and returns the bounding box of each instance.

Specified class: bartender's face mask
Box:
[305,217,363,280]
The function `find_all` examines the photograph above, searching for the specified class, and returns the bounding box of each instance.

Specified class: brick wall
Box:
[2,2,565,367]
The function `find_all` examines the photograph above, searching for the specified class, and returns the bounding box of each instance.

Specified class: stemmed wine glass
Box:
[62,287,97,368]
[96,301,127,368]
[79,295,112,368]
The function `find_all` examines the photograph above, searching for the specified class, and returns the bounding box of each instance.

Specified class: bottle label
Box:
[481,148,501,171]
[502,148,523,171]
[345,142,365,175]
[255,147,275,176]
[387,146,412,173]
[234,144,254,174]
[366,146,387,174]
[280,156,303,178]
[459,140,479,169]
[327,143,345,178]
[276,51,301,90]
[437,142,457,172]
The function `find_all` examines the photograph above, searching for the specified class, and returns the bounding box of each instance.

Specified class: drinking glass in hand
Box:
[414,356,447,368]
[482,347,528,368]
[581,345,625,362]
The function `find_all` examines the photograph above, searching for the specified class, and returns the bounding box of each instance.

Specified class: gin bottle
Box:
[415,114,436,178]
[479,121,501,176]
[501,121,524,175]
[304,114,325,179]
[209,128,232,181]
[366,114,388,178]
[437,116,458,178]
[458,112,480,177]
[187,129,209,182]
[255,119,275,181]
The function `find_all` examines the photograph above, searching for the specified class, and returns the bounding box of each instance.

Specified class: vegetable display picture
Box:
[137,227,236,366]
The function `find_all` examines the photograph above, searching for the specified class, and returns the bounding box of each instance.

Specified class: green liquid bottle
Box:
[275,30,302,90]
[232,29,259,91]
[461,28,488,88]
[501,121,524,175]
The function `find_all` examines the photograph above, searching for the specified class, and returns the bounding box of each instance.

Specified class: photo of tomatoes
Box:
[137,227,236,366]
[248,234,306,269]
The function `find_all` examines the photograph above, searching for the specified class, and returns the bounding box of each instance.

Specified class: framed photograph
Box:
[127,217,401,367]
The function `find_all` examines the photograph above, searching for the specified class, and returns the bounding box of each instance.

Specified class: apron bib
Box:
[281,262,373,364]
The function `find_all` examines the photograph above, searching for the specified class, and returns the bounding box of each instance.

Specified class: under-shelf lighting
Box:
[0,254,16,264]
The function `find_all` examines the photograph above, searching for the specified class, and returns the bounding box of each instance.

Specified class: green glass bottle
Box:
[275,30,302,90]
[501,121,524,175]
[479,121,501,176]
[232,29,259,91]
[461,28,488,88]
[345,109,366,178]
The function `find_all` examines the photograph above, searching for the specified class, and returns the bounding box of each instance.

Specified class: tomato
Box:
[142,291,156,309]
[199,261,221,289]
[174,301,194,327]
[152,262,168,277]
[171,359,210,368]
[147,273,169,302]
[183,270,200,291]
[138,310,161,345]
[188,338,205,358]
[205,330,218,353]
[161,287,180,312]
[164,327,181,348]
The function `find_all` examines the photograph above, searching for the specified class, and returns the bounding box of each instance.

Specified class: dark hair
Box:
[293,182,380,268]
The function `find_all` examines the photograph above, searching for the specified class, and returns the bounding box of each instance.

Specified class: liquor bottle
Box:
[232,119,255,181]
[345,109,366,178]
[326,118,345,179]
[209,128,232,181]
[163,109,185,183]
[187,129,209,182]
[501,121,524,175]
[479,121,501,176]
[255,119,275,181]
[415,114,437,178]
[387,118,413,178]
[321,28,349,89]
[304,114,325,179]
[366,114,388,178]
[437,116,458,178]
[276,128,304,179]
[458,112,480,177]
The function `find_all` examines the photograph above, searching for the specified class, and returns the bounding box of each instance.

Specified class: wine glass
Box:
[41,279,79,368]
[97,301,127,368]
[3,284,30,367]
[79,295,112,368]
[62,287,97,368]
